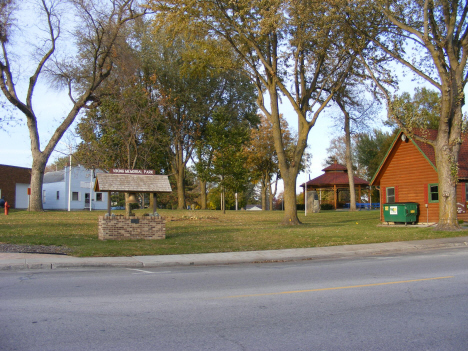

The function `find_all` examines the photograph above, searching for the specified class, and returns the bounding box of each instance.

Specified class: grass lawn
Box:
[1,209,467,257]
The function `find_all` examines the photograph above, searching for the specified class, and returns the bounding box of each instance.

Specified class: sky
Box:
[0,2,459,195]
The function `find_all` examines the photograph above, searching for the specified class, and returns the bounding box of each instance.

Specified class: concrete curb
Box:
[1,236,468,271]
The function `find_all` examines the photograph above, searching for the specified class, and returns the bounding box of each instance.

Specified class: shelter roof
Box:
[300,162,369,188]
[303,172,369,188]
[322,163,347,172]
[94,173,172,193]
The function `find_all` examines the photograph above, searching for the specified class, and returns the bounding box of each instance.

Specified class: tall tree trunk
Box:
[431,75,464,230]
[265,173,271,211]
[282,174,299,225]
[264,85,302,224]
[175,166,186,210]
[199,179,207,209]
[261,174,267,211]
[29,156,47,211]
[340,101,357,211]
[269,174,278,211]
[172,143,186,210]
[221,175,225,214]
[434,132,460,230]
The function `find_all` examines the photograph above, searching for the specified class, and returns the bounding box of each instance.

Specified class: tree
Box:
[45,155,70,172]
[144,27,257,209]
[354,129,397,181]
[76,82,167,172]
[245,115,278,211]
[352,0,468,230]
[332,86,380,210]
[203,107,255,213]
[389,87,441,130]
[152,0,364,224]
[245,114,309,211]
[0,0,147,211]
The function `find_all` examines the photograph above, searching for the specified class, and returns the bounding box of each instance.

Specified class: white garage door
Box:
[15,183,30,209]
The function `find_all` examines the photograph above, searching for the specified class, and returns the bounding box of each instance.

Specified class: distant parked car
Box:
[111,206,125,210]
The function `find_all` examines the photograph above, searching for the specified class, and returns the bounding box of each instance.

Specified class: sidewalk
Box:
[1,236,468,271]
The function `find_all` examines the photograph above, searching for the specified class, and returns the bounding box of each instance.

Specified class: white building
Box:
[42,165,108,210]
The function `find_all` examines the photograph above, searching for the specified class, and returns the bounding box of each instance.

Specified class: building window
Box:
[429,184,439,203]
[56,191,60,200]
[72,192,79,201]
[386,187,395,203]
[96,193,103,202]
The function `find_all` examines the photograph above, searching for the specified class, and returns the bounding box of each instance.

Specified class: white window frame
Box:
[386,187,395,203]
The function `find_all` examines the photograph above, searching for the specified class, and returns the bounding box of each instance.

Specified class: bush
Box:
[296,204,305,211]
[320,203,334,210]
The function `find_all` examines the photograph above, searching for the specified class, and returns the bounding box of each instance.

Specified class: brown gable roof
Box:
[94,174,172,193]
[370,129,468,185]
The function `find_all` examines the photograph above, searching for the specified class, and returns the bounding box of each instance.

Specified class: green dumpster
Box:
[383,202,418,225]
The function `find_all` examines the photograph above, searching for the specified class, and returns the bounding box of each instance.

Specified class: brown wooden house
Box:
[370,130,468,224]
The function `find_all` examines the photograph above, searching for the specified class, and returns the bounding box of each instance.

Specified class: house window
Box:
[96,193,103,202]
[56,191,60,200]
[428,184,439,203]
[386,187,395,203]
[72,192,79,201]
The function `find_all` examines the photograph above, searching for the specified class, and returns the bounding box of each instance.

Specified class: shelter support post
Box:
[334,185,337,209]
[107,192,111,217]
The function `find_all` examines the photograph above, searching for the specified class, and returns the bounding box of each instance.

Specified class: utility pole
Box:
[68,150,72,212]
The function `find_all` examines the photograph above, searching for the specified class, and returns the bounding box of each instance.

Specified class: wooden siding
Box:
[376,137,439,223]
[457,182,468,221]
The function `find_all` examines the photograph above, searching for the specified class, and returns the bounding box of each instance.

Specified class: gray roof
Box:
[43,170,65,183]
[94,173,172,193]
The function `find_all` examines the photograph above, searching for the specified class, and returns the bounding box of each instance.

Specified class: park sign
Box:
[110,169,155,175]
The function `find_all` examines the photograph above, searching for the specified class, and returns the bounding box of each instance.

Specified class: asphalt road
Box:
[1,248,468,351]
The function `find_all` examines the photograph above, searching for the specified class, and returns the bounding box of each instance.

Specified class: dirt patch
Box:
[0,243,71,255]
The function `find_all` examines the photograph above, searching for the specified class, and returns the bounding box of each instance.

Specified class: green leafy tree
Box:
[193,70,258,210]
[389,88,441,130]
[355,129,398,182]
[208,108,254,213]
[143,27,257,209]
[76,83,167,172]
